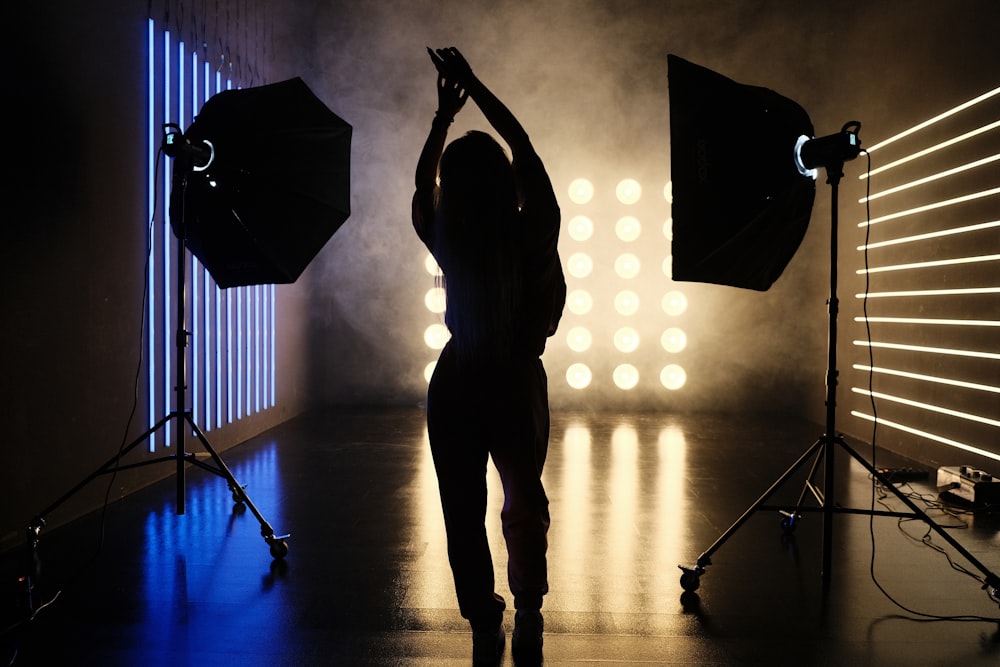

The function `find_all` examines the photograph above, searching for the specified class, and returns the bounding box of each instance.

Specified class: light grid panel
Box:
[559,178,688,393]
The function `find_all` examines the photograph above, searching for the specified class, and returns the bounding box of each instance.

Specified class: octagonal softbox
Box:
[171,77,352,288]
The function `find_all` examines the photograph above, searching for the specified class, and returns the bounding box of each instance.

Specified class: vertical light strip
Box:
[263,286,270,410]
[245,285,252,416]
[270,284,276,407]
[203,60,214,433]
[162,29,173,448]
[217,285,225,428]
[237,288,243,420]
[255,284,262,414]
[182,44,197,430]
[225,287,235,424]
[146,18,157,451]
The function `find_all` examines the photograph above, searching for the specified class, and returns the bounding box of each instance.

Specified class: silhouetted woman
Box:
[412,46,565,665]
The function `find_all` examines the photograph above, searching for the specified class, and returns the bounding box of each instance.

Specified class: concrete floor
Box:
[3,407,999,665]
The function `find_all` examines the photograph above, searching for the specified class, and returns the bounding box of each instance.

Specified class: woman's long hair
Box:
[433,131,522,364]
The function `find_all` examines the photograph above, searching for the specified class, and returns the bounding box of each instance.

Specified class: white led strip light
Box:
[851,388,1000,428]
[853,364,1000,394]
[853,340,1000,361]
[857,254,1000,274]
[851,411,1000,463]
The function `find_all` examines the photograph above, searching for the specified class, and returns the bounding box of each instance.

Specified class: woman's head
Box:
[438,131,517,216]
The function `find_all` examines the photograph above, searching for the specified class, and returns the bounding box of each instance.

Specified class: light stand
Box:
[24,128,290,609]
[678,123,1000,606]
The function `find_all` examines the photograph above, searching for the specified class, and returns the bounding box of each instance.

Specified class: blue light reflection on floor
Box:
[138,443,290,661]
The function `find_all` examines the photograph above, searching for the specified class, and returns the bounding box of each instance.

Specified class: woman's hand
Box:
[428,47,474,82]
[428,47,472,120]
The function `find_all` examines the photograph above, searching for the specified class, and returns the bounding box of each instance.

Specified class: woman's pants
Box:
[426,345,551,632]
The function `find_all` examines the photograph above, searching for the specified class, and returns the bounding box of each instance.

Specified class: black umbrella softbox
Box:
[171,77,352,288]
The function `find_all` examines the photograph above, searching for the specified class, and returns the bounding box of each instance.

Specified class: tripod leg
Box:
[838,436,1000,599]
[185,415,289,559]
[679,437,826,591]
[30,413,177,531]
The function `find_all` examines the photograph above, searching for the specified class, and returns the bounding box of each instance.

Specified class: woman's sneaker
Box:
[472,625,504,666]
[511,609,543,662]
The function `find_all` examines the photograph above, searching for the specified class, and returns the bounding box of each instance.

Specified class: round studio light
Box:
[567,326,593,352]
[567,289,593,315]
[424,253,442,277]
[568,215,595,242]
[424,287,446,313]
[613,364,640,390]
[567,363,593,389]
[615,216,641,242]
[568,252,594,279]
[661,327,687,353]
[614,290,640,316]
[660,364,687,390]
[613,327,640,353]
[662,290,688,316]
[423,323,450,350]
[614,253,640,279]
[616,179,642,205]
[568,178,595,205]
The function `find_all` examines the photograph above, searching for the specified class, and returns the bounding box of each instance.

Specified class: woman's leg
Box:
[427,350,505,631]
[490,359,550,611]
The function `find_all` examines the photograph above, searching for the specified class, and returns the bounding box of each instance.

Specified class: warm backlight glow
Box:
[424,361,436,383]
[424,323,450,350]
[568,252,594,279]
[615,216,641,242]
[567,363,593,389]
[616,179,642,205]
[661,327,687,353]
[660,364,687,390]
[568,178,595,204]
[567,326,593,353]
[661,290,688,316]
[424,287,446,313]
[614,290,640,316]
[568,215,595,241]
[567,289,593,315]
[613,327,640,353]
[664,181,673,203]
[613,364,640,390]
[614,253,640,279]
